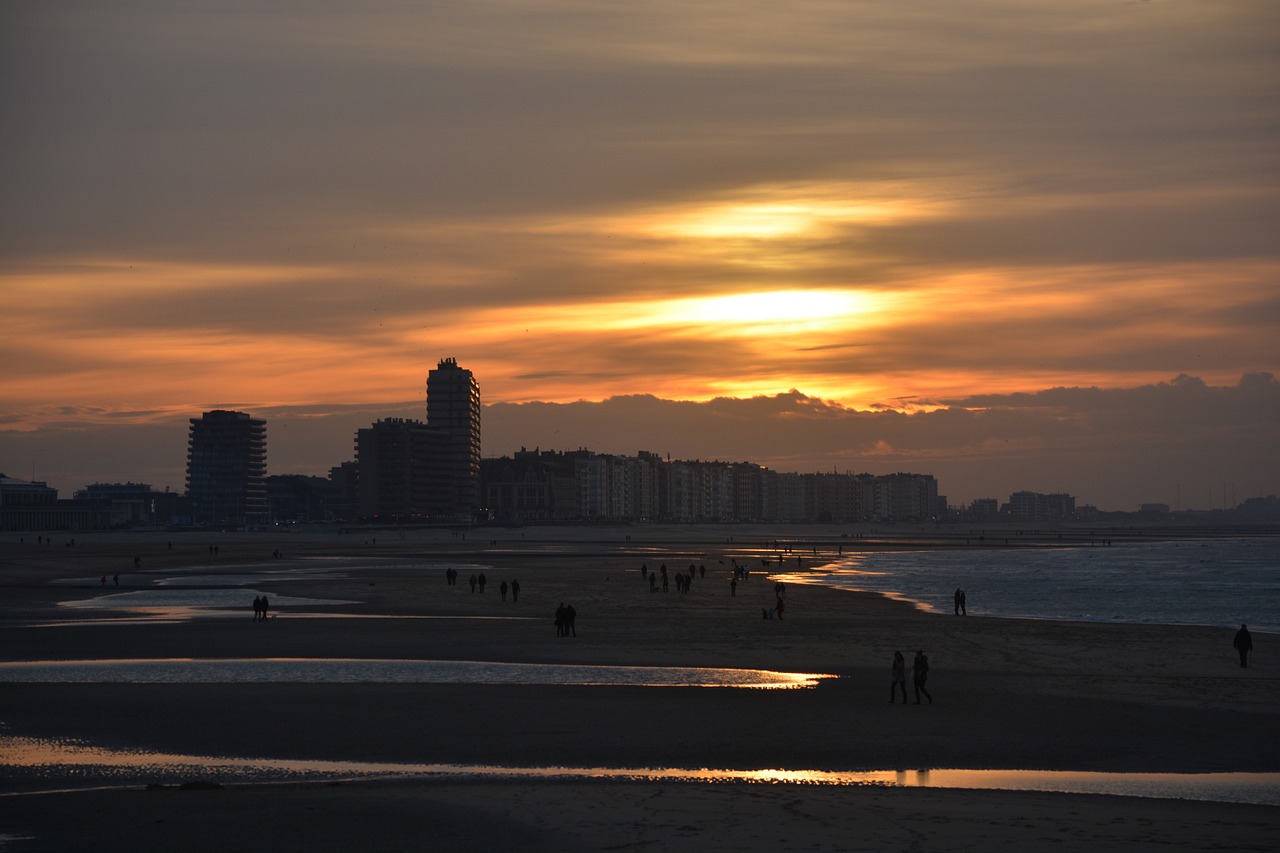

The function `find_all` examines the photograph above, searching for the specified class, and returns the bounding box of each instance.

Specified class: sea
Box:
[777,536,1279,634]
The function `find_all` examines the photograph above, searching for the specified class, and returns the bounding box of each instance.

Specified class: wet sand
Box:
[1,526,1277,850]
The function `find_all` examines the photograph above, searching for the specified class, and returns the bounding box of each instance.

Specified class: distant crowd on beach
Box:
[219,539,1255,679]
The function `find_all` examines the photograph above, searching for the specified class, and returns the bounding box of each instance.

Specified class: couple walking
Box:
[252,595,271,622]
[555,603,577,637]
[890,650,932,704]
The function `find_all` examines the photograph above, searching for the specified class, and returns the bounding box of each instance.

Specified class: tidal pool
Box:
[2,736,1276,805]
[0,658,833,688]
[59,589,358,610]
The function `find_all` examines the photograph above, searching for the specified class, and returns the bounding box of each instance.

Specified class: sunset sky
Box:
[2,1,1277,510]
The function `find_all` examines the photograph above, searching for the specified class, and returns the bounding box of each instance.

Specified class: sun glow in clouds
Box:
[675,289,883,327]
[468,288,896,342]
[651,183,952,242]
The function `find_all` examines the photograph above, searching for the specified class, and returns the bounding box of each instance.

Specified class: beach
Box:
[1,526,1277,851]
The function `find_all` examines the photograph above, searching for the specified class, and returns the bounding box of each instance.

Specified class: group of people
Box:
[446,568,520,601]
[554,602,577,636]
[639,562,707,594]
[890,650,932,704]
[251,595,271,622]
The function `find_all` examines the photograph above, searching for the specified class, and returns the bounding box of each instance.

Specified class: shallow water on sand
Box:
[3,736,1277,805]
[0,658,833,689]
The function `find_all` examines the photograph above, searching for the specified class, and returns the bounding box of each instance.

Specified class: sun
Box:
[681,289,880,325]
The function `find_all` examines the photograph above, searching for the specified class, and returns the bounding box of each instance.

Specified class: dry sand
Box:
[1,526,1277,851]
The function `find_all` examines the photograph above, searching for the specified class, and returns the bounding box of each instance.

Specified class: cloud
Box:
[0,2,1275,507]
[484,374,1280,509]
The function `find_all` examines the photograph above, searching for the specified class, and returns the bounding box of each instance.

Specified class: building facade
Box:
[186,410,268,528]
[480,449,942,524]
[355,418,438,522]
[424,357,482,518]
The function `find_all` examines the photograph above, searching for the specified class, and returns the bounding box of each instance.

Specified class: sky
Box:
[2,1,1277,511]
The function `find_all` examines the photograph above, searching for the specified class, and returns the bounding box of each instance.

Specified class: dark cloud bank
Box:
[2,374,1275,512]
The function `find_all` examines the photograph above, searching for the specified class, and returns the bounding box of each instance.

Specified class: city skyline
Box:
[3,3,1278,510]
[2,371,1276,514]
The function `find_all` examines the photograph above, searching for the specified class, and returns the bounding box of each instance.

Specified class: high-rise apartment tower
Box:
[425,357,481,516]
[186,410,267,527]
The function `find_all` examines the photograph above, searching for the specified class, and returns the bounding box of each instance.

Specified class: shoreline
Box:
[2,529,1277,850]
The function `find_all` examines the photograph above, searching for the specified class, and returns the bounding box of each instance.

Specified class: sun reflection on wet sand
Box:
[28,612,538,628]
[3,737,1277,805]
[0,659,833,688]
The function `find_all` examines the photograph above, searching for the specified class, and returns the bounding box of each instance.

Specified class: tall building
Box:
[355,418,437,521]
[425,357,481,517]
[186,410,267,527]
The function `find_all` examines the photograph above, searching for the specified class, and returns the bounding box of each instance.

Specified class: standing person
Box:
[500,580,508,602]
[478,572,487,593]
[469,574,477,593]
[913,650,933,704]
[954,588,962,615]
[511,580,520,602]
[1233,624,1253,668]
[890,652,907,704]
[252,596,262,621]
[555,603,566,636]
[260,596,270,622]
[960,589,967,615]
[566,604,577,637]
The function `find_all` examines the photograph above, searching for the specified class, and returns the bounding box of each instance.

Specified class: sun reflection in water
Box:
[0,659,833,689]
[4,737,1277,806]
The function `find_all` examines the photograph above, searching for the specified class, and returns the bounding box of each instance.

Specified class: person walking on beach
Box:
[252,596,262,621]
[566,604,577,637]
[511,580,520,602]
[960,589,967,615]
[555,603,566,636]
[1234,624,1253,668]
[478,573,487,593]
[500,580,508,602]
[469,574,477,593]
[890,652,907,704]
[954,588,962,615]
[913,650,933,704]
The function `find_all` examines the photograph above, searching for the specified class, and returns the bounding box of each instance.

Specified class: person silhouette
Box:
[260,596,270,621]
[913,650,933,704]
[500,580,508,602]
[253,596,262,621]
[1233,624,1253,668]
[511,580,520,602]
[890,652,907,704]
